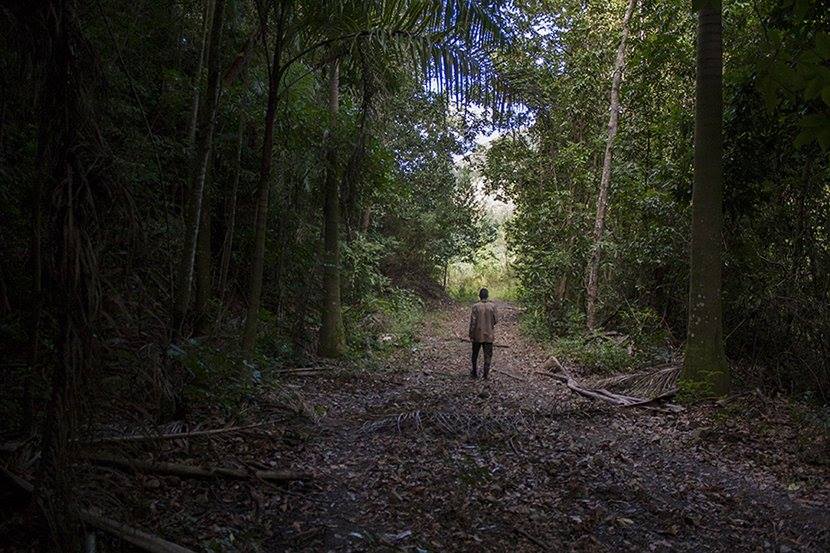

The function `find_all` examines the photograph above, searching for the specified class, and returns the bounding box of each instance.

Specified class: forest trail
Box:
[254,301,828,552]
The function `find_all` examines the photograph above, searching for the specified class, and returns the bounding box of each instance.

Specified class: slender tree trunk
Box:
[585,0,637,330]
[683,1,729,395]
[23,173,44,435]
[171,0,226,338]
[187,0,214,158]
[557,274,568,303]
[319,60,346,358]
[218,114,244,294]
[242,31,285,353]
[194,174,212,335]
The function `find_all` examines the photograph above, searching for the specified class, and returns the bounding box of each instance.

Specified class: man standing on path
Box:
[469,288,497,379]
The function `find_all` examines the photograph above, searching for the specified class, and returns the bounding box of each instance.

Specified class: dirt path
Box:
[245,301,826,552]
[2,306,822,551]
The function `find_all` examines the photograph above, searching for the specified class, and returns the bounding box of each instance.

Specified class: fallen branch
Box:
[0,441,25,453]
[276,367,334,377]
[493,369,526,381]
[276,366,330,373]
[538,358,683,412]
[0,466,194,553]
[78,422,272,446]
[85,455,312,483]
[362,410,523,438]
[452,331,509,348]
[79,512,195,553]
[534,370,565,381]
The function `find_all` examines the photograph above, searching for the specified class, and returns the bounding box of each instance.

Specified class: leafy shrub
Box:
[339,233,425,356]
[551,336,633,374]
[345,287,424,356]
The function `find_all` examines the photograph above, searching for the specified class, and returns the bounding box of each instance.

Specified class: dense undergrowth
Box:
[168,274,427,418]
[475,0,829,400]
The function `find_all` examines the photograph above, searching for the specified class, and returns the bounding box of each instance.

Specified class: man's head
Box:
[479,288,489,300]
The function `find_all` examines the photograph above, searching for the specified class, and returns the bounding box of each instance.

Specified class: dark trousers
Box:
[471,342,493,378]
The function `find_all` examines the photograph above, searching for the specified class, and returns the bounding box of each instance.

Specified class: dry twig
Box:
[493,368,526,381]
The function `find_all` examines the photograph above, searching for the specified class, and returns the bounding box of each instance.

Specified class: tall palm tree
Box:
[319,59,346,356]
[683,0,729,394]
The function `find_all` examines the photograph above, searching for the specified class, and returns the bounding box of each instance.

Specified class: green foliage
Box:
[255,309,299,362]
[342,234,393,303]
[345,287,424,356]
[519,304,556,342]
[172,341,262,414]
[677,376,719,403]
[448,217,516,301]
[377,90,496,283]
[476,0,828,396]
[753,3,830,150]
[551,336,633,374]
[341,232,425,356]
[617,306,668,352]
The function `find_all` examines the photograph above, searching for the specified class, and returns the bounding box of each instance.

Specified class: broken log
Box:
[78,513,195,553]
[85,455,312,483]
[0,466,195,553]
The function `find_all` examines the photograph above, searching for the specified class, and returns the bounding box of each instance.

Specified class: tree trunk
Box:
[585,0,637,330]
[171,0,226,338]
[186,0,214,159]
[218,114,244,295]
[23,173,44,435]
[30,0,96,545]
[319,60,346,358]
[557,274,568,303]
[193,176,212,336]
[683,1,729,395]
[242,28,285,353]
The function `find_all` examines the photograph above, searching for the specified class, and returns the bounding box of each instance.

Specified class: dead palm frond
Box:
[361,409,526,438]
[589,364,681,402]
[539,357,683,412]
